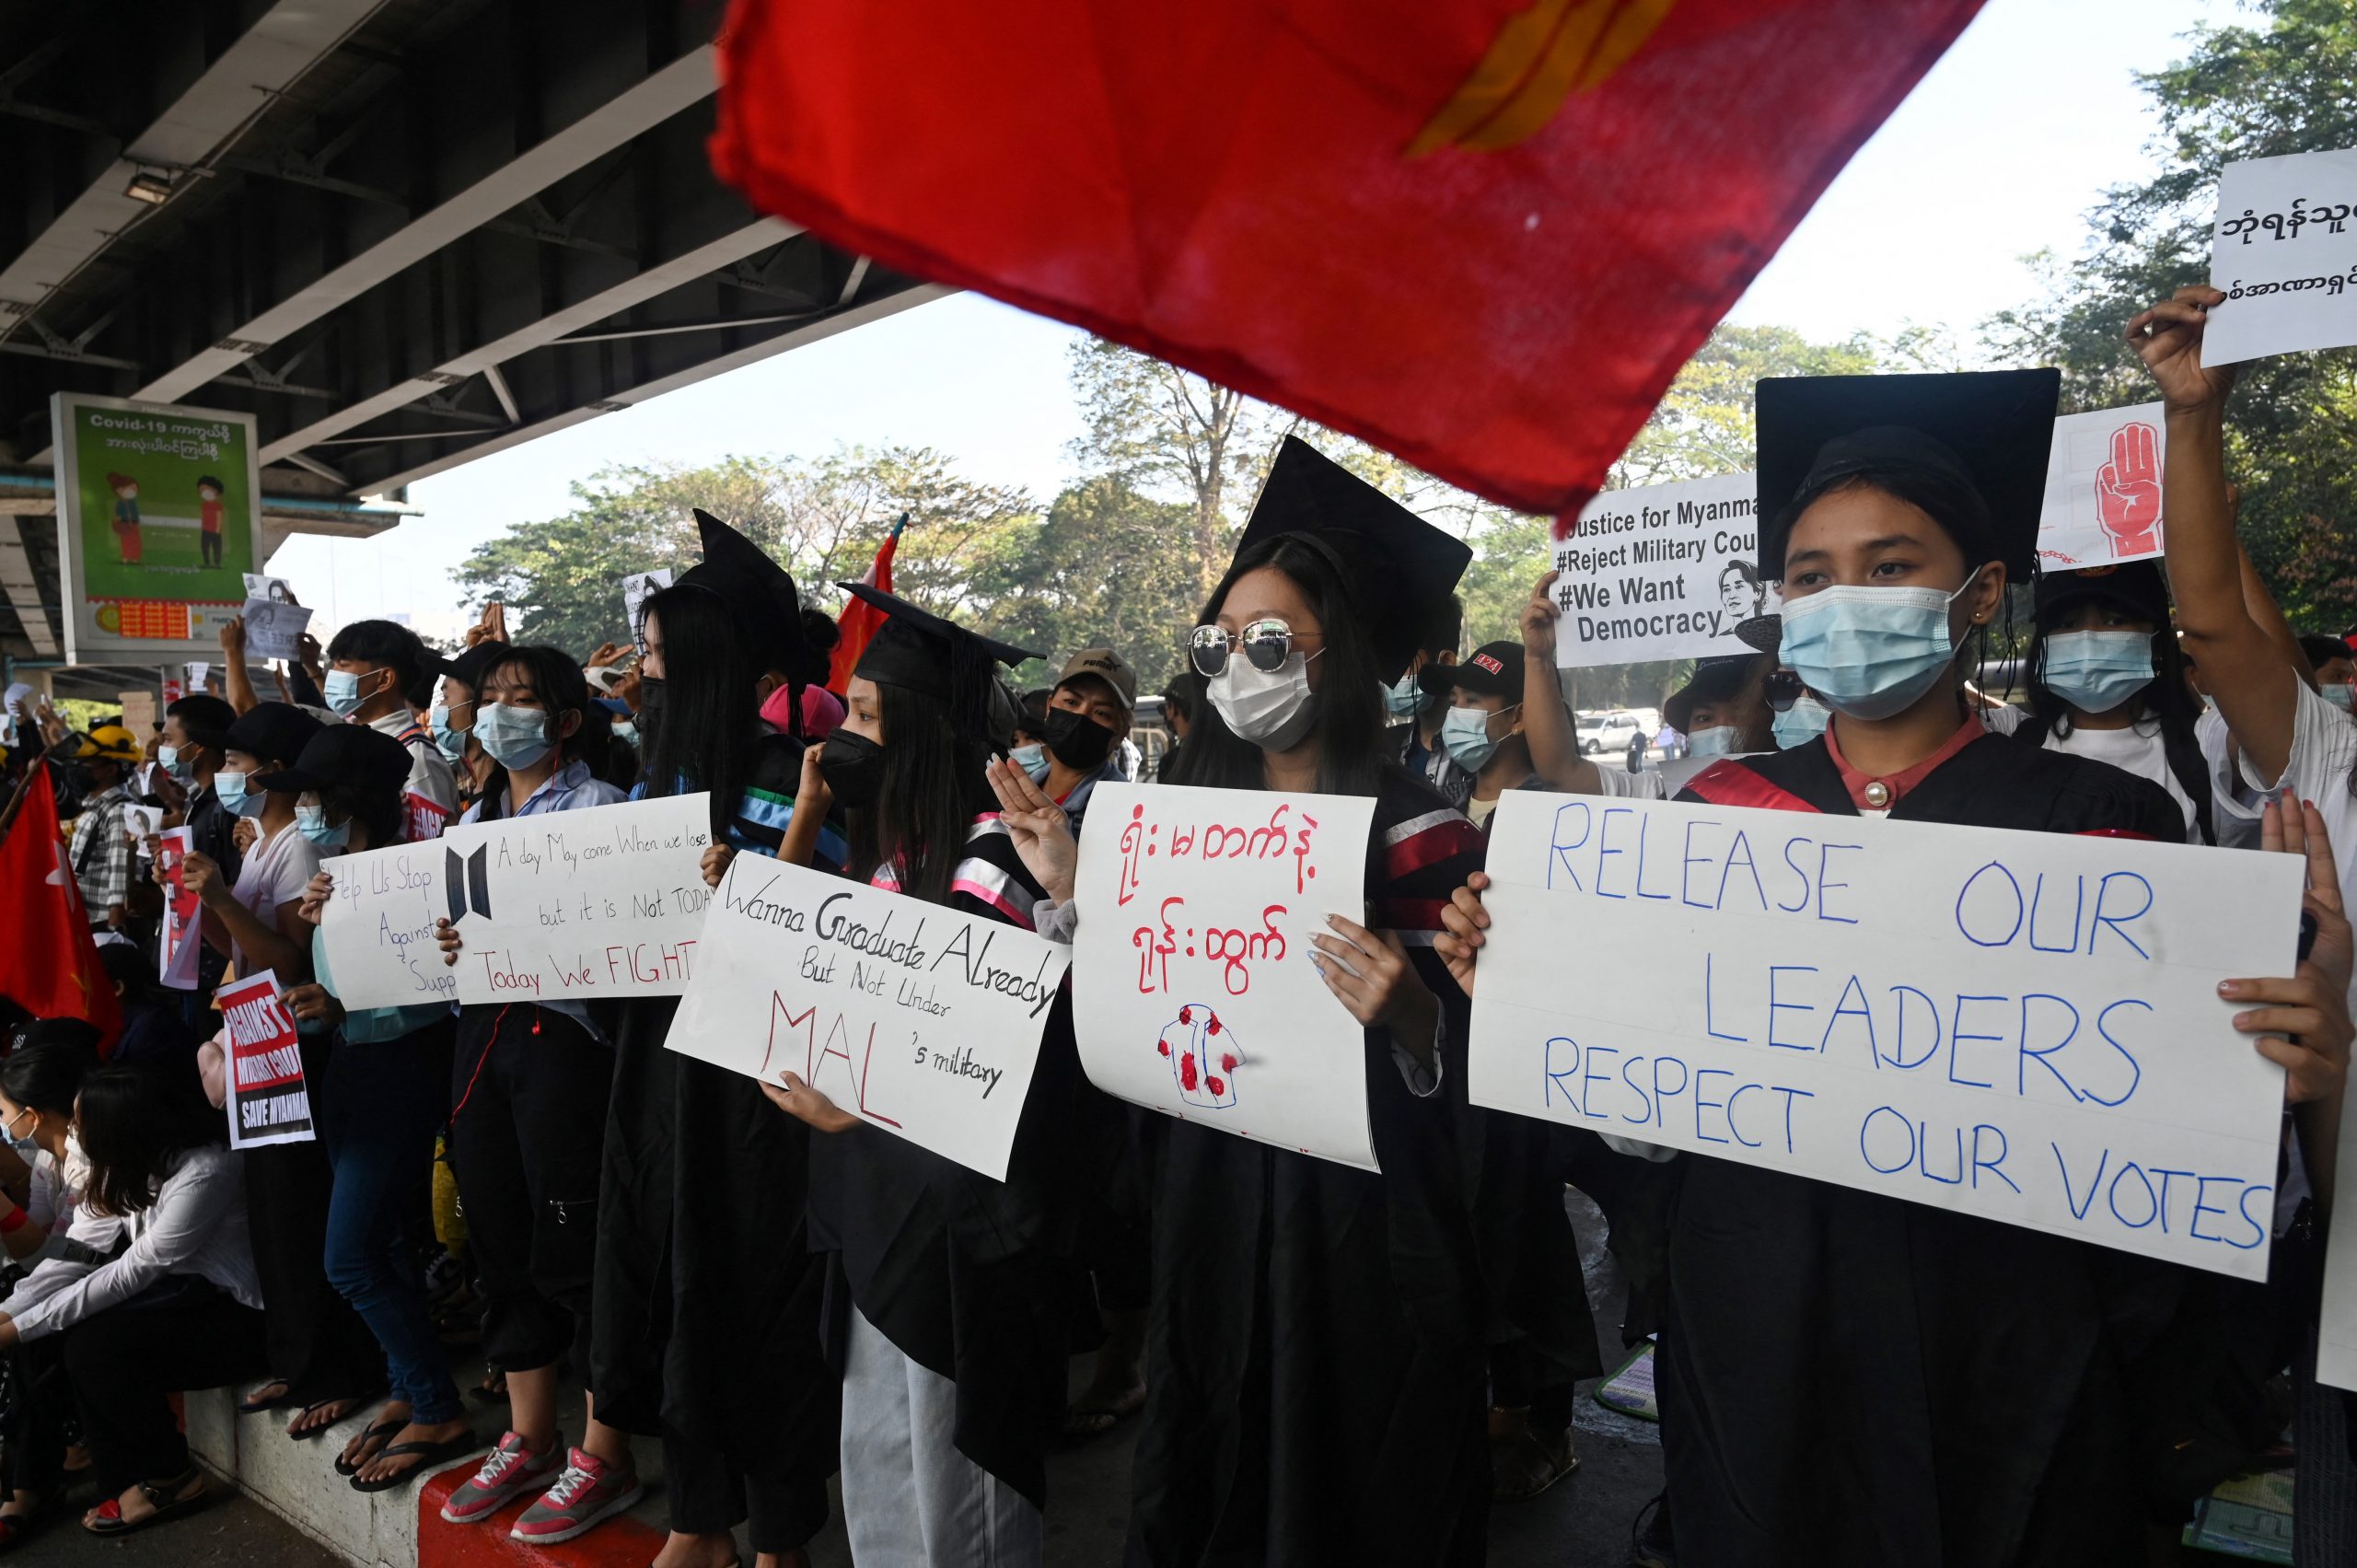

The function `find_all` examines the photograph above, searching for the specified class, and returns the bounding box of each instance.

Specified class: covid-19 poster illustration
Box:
[50,392,261,664]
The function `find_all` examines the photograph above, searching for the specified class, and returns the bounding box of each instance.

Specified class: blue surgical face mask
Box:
[2042,629,2155,714]
[157,744,191,780]
[323,668,373,717]
[1685,726,1739,758]
[1778,581,1973,721]
[215,770,264,819]
[1439,704,1513,772]
[2326,683,2354,713]
[429,703,470,763]
[1009,742,1047,772]
[475,703,554,771]
[296,801,350,850]
[1773,694,1833,749]
[1381,671,1425,719]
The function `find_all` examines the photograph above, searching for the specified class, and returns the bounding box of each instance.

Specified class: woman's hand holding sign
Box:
[436,918,463,966]
[1433,873,1492,999]
[1312,913,1439,1066]
[2224,796,2351,1108]
[761,1073,862,1134]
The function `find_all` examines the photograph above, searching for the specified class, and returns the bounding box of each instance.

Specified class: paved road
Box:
[27,1493,340,1568]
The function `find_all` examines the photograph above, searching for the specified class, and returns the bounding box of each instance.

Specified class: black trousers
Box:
[663,1427,830,1553]
[62,1288,267,1496]
[0,1340,73,1500]
[243,1034,381,1404]
[450,1004,610,1376]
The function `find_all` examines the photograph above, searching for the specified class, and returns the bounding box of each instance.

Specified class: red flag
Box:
[828,514,907,693]
[0,779,123,1049]
[712,0,1984,518]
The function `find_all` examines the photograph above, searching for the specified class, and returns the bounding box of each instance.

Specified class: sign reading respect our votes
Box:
[1466,792,2304,1280]
[668,851,1071,1181]
[443,793,715,1005]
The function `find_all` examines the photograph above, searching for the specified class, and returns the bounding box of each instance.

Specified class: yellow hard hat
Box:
[83,724,144,764]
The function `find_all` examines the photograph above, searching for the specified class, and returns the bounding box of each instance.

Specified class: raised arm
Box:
[1518,571,1605,794]
[2130,285,2302,781]
[218,616,261,714]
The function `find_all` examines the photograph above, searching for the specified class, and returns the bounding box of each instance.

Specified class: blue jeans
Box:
[320,1023,461,1424]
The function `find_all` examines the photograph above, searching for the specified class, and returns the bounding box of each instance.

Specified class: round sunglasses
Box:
[1188,620,1324,679]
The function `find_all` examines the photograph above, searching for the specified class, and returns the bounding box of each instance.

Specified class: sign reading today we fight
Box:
[1466,792,2304,1280]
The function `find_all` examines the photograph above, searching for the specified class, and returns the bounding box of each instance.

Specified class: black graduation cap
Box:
[674,509,826,686]
[1754,369,2060,583]
[840,584,1040,741]
[1232,436,1472,684]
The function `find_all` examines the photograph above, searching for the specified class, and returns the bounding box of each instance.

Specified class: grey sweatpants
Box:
[840,1307,1043,1567]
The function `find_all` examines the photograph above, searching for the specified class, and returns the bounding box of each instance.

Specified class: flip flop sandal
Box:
[287,1391,382,1441]
[237,1382,295,1415]
[334,1418,409,1477]
[82,1470,211,1537]
[349,1434,482,1494]
[0,1504,44,1553]
[1491,1427,1581,1502]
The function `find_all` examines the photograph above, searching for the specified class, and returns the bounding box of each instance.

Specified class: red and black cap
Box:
[1418,640,1523,703]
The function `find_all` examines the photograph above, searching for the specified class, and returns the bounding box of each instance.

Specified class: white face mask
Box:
[61,1130,92,1197]
[1208,651,1320,750]
[1685,725,1740,758]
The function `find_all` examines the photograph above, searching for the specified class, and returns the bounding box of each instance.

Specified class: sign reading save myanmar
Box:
[1465,792,2303,1280]
[219,970,314,1150]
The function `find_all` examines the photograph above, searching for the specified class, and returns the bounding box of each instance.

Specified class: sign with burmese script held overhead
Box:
[444,794,714,1005]
[1466,792,2303,1280]
[219,970,313,1149]
[667,851,1070,1181]
[1553,472,1779,668]
[2204,146,2357,366]
[316,842,459,1012]
[1072,784,1380,1171]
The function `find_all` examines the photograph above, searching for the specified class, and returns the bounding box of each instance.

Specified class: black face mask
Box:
[634,675,666,742]
[1043,706,1118,771]
[817,729,887,808]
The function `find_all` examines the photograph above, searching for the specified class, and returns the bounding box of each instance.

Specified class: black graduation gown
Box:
[588,738,839,1538]
[1124,773,1496,1568]
[806,817,1085,1511]
[1660,731,2206,1568]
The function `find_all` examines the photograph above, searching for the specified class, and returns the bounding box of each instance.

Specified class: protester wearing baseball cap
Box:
[63,724,143,934]
[1027,645,1136,836]
[1420,639,1533,832]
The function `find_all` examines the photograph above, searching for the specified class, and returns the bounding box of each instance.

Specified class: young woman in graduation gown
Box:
[587,512,840,1568]
[1121,437,1550,1568]
[1449,372,2217,1566]
[760,587,1084,1567]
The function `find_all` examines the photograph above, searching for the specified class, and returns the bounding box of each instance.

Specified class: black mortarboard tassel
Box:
[1230,436,1472,684]
[1754,368,2060,584]
[675,509,826,685]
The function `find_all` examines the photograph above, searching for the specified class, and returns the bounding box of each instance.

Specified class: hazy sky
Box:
[268,0,2236,637]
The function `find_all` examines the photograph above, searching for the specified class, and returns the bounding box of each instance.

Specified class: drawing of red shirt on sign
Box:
[107,472,141,563]
[1156,1004,1241,1109]
[196,474,226,567]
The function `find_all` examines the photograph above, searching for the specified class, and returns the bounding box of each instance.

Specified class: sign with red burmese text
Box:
[1073,784,1380,1172]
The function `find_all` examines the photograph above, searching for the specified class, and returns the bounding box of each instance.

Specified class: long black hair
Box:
[845,679,992,908]
[0,1040,94,1121]
[474,644,604,820]
[1163,533,1395,798]
[2020,613,2213,843]
[640,584,767,838]
[78,1064,212,1218]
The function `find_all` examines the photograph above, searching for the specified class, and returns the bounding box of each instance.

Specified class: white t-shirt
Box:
[1980,703,2199,842]
[2242,680,2357,910]
[229,820,323,973]
[2198,707,2266,851]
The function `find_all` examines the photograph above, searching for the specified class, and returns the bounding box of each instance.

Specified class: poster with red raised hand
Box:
[156,827,203,989]
[2036,402,2168,569]
[1072,784,1381,1171]
[218,970,314,1149]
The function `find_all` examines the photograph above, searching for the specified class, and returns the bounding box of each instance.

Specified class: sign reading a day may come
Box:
[1073,783,1380,1171]
[442,794,714,1005]
[668,852,1071,1180]
[1466,792,2303,1280]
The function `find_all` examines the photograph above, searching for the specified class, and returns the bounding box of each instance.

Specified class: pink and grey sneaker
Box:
[507,1446,644,1545]
[437,1431,561,1525]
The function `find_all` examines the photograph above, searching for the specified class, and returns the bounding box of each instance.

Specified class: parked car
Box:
[1575,709,1646,756]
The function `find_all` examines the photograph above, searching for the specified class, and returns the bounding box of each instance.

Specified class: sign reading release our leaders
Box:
[668,851,1070,1181]
[1073,784,1381,1171]
[1553,472,1777,669]
[443,794,714,1005]
[1466,792,2304,1280]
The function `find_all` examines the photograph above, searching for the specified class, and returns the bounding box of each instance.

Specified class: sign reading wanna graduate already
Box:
[668,852,1071,1181]
[1466,792,2303,1280]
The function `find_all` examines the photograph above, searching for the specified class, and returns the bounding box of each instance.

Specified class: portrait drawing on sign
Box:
[1159,1005,1241,1109]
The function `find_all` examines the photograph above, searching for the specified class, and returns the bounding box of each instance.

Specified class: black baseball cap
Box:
[221,703,325,771]
[2034,557,2170,625]
[166,693,238,750]
[250,723,412,796]
[1420,640,1523,703]
[434,638,511,692]
[1666,655,1765,734]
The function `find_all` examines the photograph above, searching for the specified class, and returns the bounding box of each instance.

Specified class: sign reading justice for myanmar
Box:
[1465,792,2303,1280]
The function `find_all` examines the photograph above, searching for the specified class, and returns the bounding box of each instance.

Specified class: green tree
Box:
[966,476,1203,691]
[1982,0,2357,630]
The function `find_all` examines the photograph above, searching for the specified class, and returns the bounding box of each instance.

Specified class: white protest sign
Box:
[622,570,673,644]
[2324,1121,2357,1389]
[242,599,313,662]
[1466,792,2303,1279]
[2205,147,2357,366]
[123,804,163,841]
[219,970,315,1148]
[1073,783,1380,1170]
[317,842,459,1011]
[243,574,293,602]
[668,851,1070,1180]
[1553,472,1779,669]
[157,826,203,990]
[2036,402,2168,569]
[445,793,714,1005]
